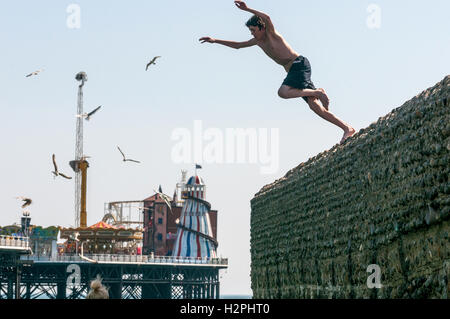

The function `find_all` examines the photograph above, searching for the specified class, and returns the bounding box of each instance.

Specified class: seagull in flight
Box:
[17,197,32,208]
[70,232,80,242]
[153,189,173,214]
[52,154,72,179]
[85,105,102,121]
[76,105,102,121]
[117,146,141,163]
[25,69,44,77]
[146,56,161,71]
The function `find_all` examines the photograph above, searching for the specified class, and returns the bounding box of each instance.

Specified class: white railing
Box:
[22,253,228,266]
[0,235,30,249]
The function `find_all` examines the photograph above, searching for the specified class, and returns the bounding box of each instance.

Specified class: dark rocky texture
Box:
[250,76,450,298]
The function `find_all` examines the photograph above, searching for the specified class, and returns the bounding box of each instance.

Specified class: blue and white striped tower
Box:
[173,174,217,259]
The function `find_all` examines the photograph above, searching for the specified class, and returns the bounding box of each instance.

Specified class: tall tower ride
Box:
[70,72,89,228]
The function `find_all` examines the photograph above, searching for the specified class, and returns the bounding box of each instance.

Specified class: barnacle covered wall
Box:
[250,76,450,298]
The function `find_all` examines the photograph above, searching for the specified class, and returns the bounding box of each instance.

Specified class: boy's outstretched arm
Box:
[234,1,275,32]
[199,36,256,49]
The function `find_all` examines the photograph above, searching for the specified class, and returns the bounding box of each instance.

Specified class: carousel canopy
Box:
[59,220,142,241]
[89,221,118,229]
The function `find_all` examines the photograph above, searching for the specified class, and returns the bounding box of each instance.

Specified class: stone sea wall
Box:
[250,76,450,298]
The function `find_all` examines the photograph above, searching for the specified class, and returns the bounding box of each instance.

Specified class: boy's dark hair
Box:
[245,14,265,30]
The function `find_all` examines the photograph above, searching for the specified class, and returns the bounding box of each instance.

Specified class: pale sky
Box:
[1,0,449,296]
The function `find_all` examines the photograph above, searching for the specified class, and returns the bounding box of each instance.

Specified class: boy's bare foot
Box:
[340,127,356,144]
[316,88,329,110]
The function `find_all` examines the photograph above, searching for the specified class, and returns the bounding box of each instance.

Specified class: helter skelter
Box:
[173,173,218,259]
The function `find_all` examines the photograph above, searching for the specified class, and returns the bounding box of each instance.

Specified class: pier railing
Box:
[22,253,228,266]
[0,235,30,250]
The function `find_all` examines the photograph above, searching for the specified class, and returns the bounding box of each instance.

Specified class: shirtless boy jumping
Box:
[200,1,356,144]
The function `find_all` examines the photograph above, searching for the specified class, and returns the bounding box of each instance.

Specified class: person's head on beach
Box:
[86,275,109,299]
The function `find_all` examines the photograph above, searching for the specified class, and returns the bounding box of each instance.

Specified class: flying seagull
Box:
[117,146,141,163]
[153,188,173,214]
[70,232,80,242]
[76,105,102,121]
[25,69,44,77]
[17,197,32,208]
[86,105,101,120]
[146,56,161,71]
[52,154,72,179]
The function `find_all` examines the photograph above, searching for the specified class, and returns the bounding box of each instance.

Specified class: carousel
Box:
[59,221,142,255]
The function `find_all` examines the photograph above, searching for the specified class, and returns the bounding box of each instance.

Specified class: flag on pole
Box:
[195,164,202,169]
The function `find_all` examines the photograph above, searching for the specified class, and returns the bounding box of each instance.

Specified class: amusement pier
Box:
[0,73,227,299]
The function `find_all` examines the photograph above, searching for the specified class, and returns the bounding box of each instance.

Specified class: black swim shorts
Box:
[282,55,316,103]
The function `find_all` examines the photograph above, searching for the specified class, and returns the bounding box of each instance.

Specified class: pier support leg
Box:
[15,266,21,299]
[159,283,171,299]
[57,281,66,299]
[206,283,211,299]
[142,284,160,299]
[7,276,14,299]
[185,284,193,299]
[109,282,122,299]
[26,283,31,299]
